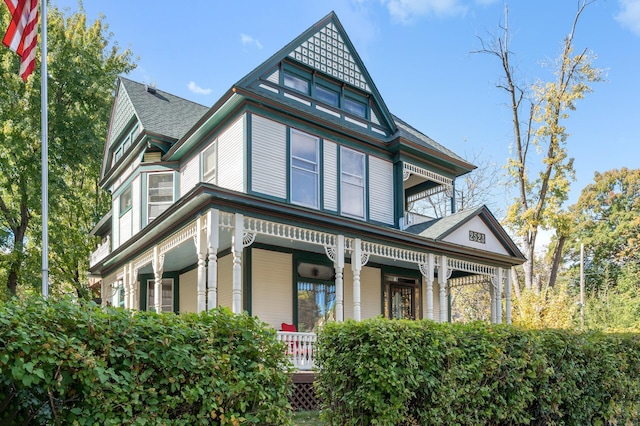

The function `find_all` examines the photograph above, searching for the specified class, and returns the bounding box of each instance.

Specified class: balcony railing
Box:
[89,236,111,267]
[276,331,316,371]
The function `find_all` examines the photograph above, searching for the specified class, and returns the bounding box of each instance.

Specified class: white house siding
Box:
[323,140,338,211]
[444,216,509,256]
[216,254,233,309]
[251,115,287,198]
[368,156,394,225]
[342,265,381,320]
[179,269,197,313]
[217,115,245,192]
[108,88,135,148]
[180,155,200,198]
[119,210,132,243]
[112,197,120,249]
[250,249,293,329]
[132,176,141,235]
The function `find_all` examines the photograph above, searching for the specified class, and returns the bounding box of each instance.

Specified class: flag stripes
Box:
[2,0,39,81]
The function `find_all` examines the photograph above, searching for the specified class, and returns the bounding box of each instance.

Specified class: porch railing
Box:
[276,331,316,371]
[90,236,111,268]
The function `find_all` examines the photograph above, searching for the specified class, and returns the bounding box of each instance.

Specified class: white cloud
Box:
[187,81,211,95]
[382,0,468,23]
[616,0,640,36]
[240,33,263,49]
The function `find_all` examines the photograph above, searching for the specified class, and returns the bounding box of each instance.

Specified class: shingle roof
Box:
[392,115,469,165]
[405,205,485,239]
[119,77,209,140]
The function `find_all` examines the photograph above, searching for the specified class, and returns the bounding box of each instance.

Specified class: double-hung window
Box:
[148,173,174,222]
[290,129,319,209]
[340,147,365,219]
[147,278,174,312]
[202,142,217,183]
[119,185,132,216]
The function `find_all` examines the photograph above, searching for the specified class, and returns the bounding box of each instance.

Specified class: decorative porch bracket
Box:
[324,235,345,322]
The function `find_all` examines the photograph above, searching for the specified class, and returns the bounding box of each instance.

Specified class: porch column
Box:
[231,213,243,314]
[335,235,345,322]
[152,245,164,313]
[490,277,496,323]
[195,215,206,313]
[496,268,503,324]
[426,253,435,320]
[122,265,130,309]
[438,255,449,322]
[352,238,362,321]
[129,263,137,310]
[505,267,512,324]
[207,209,219,311]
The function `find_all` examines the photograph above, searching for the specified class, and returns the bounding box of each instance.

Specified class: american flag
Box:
[2,0,38,81]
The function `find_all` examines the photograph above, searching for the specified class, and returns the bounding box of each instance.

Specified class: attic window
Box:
[283,72,309,94]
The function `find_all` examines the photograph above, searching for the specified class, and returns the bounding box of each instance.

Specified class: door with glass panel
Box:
[384,275,420,320]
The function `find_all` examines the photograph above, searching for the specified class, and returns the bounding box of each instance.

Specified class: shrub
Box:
[315,318,640,425]
[0,297,293,425]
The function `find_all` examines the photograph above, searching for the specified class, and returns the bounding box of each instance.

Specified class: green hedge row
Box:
[0,298,293,425]
[315,319,640,426]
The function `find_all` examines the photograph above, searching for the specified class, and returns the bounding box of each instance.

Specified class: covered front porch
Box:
[96,203,519,370]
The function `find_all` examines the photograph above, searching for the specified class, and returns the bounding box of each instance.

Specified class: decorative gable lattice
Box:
[289,22,371,93]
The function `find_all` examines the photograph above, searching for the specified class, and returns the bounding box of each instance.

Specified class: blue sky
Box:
[57,0,640,217]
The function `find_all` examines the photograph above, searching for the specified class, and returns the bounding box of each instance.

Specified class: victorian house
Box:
[89,11,525,369]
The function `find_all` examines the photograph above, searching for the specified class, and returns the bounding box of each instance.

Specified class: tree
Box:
[476,1,602,293]
[0,5,135,297]
[565,168,640,292]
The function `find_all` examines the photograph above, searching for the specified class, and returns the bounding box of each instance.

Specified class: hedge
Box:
[315,319,640,426]
[0,297,293,425]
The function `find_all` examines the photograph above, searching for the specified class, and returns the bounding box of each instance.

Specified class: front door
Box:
[384,275,420,320]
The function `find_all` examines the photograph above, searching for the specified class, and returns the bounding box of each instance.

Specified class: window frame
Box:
[146,278,175,313]
[119,185,132,217]
[290,128,320,209]
[147,172,174,223]
[202,141,217,183]
[340,146,366,219]
[283,70,310,95]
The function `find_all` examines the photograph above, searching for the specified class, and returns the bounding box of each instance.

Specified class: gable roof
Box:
[406,205,526,260]
[118,77,209,141]
[235,11,396,133]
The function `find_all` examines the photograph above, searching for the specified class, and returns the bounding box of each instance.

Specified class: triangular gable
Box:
[101,78,137,178]
[443,215,509,256]
[289,20,370,93]
[235,11,396,134]
[408,205,525,260]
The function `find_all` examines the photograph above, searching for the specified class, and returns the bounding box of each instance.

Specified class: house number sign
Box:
[469,230,486,244]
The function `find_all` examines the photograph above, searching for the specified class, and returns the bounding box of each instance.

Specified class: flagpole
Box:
[40,0,48,298]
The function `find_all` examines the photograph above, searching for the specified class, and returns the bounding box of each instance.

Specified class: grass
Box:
[291,410,323,425]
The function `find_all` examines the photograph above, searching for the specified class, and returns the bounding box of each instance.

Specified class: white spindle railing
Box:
[89,236,111,267]
[276,331,316,371]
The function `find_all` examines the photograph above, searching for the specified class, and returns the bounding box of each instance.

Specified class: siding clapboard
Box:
[368,156,394,224]
[217,254,233,309]
[132,176,141,235]
[218,115,245,192]
[251,249,293,329]
[342,265,381,320]
[180,155,200,198]
[251,115,287,198]
[323,140,338,211]
[112,197,120,249]
[179,269,197,313]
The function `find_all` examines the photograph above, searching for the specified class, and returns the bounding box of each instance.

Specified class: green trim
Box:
[319,137,325,210]
[138,272,180,313]
[244,247,252,314]
[292,251,334,330]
